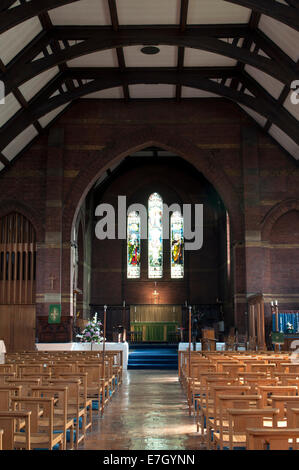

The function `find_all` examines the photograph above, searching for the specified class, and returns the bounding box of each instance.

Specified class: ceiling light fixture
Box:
[141,46,160,55]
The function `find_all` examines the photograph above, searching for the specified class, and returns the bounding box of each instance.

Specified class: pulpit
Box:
[201,328,216,351]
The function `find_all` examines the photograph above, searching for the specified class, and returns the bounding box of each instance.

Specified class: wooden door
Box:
[0,305,36,352]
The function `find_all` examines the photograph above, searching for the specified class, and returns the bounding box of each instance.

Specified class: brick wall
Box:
[0,99,298,341]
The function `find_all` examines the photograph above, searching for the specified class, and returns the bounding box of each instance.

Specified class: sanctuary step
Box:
[127,344,178,370]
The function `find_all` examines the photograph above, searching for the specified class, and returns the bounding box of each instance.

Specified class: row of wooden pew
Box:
[179,350,299,450]
[0,349,123,450]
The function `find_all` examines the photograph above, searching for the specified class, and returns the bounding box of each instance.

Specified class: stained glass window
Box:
[148,193,163,279]
[127,211,141,279]
[170,211,184,279]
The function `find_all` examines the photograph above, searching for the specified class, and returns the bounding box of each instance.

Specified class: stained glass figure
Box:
[171,211,184,279]
[148,193,163,278]
[127,211,141,279]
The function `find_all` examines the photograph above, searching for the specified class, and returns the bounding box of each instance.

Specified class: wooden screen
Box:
[0,305,36,352]
[0,213,36,304]
[130,305,182,323]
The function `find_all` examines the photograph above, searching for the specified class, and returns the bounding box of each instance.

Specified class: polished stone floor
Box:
[79,370,205,450]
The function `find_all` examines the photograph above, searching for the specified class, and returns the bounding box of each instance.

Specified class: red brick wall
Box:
[0,99,298,340]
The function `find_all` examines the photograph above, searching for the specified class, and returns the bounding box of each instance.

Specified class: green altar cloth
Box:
[130,322,179,342]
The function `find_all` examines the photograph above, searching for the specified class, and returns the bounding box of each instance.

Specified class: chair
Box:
[206,385,251,448]
[246,428,299,450]
[258,385,298,408]
[47,378,86,449]
[213,408,279,450]
[11,396,64,450]
[288,408,299,427]
[0,386,22,410]
[270,396,299,427]
[32,385,75,450]
[213,394,263,450]
[0,373,16,385]
[49,372,92,436]
[0,411,31,450]
[6,378,41,396]
[77,363,108,414]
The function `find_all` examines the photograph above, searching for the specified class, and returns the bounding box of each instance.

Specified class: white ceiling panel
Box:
[239,104,267,127]
[38,103,71,128]
[68,49,118,68]
[129,84,176,99]
[49,0,111,26]
[245,65,285,99]
[184,48,237,67]
[259,15,299,62]
[2,125,38,161]
[181,86,220,98]
[0,93,22,128]
[8,1,21,8]
[116,0,180,25]
[83,87,124,99]
[187,0,251,24]
[18,67,60,102]
[283,91,299,121]
[0,17,42,66]
[269,124,299,160]
[123,46,177,67]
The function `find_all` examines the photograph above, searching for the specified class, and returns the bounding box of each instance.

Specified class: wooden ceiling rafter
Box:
[1,0,298,34]
[1,25,296,97]
[0,66,298,157]
[107,0,130,101]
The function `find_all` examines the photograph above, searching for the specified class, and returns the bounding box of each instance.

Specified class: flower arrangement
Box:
[286,322,294,334]
[76,313,104,343]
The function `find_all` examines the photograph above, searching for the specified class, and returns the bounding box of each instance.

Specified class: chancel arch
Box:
[72,150,233,342]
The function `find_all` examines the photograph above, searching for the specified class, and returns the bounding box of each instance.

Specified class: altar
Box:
[130,305,181,342]
[36,342,129,369]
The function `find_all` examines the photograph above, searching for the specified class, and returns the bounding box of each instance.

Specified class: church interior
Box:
[0,0,299,453]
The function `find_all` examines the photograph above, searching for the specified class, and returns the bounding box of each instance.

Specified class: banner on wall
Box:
[48,304,61,324]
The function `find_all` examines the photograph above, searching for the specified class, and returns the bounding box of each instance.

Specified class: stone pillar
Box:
[36,128,72,342]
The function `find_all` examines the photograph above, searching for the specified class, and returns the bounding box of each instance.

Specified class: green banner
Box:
[48,304,61,324]
[271,331,284,344]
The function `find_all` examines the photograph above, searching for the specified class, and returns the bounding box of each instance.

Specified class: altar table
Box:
[36,342,129,369]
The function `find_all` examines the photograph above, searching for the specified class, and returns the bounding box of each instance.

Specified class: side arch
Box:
[261,198,299,241]
[0,199,44,242]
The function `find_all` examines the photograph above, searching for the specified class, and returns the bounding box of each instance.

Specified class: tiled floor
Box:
[79,370,205,450]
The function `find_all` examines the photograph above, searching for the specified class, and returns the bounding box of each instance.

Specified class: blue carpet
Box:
[128,344,178,370]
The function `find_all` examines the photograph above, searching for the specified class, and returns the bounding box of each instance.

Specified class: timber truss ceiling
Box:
[0,0,299,172]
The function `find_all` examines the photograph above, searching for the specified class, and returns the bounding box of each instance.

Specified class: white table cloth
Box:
[36,342,129,369]
[0,340,6,364]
